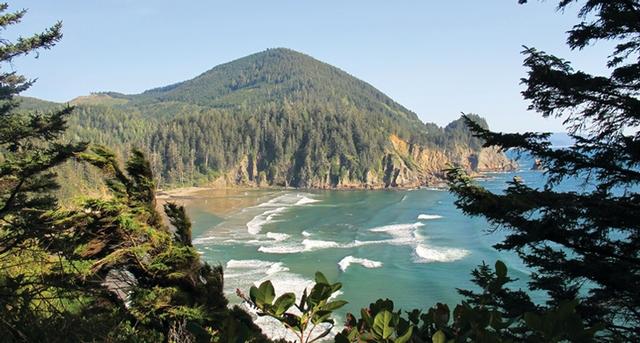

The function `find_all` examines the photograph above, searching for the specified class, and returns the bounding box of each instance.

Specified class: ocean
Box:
[186,155,551,339]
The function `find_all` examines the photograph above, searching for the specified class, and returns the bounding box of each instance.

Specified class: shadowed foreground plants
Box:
[239,272,347,343]
[242,262,600,342]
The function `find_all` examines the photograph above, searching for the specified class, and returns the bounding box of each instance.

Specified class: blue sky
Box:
[9,1,613,132]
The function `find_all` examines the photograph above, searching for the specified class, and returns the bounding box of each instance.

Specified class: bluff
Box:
[23,48,515,190]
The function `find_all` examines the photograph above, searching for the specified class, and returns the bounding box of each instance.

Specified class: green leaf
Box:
[495,260,507,279]
[361,308,373,329]
[280,313,301,331]
[273,292,296,316]
[311,310,333,324]
[249,285,262,306]
[334,332,350,343]
[315,271,329,285]
[407,309,421,325]
[251,280,275,307]
[297,288,308,311]
[373,310,394,339]
[394,325,413,343]
[322,300,348,311]
[433,303,450,327]
[308,283,333,305]
[432,330,446,343]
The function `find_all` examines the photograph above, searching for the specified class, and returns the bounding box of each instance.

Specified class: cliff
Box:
[218,134,516,189]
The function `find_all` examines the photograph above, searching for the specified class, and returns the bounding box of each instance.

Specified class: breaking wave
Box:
[266,232,290,242]
[338,256,383,272]
[246,207,287,235]
[417,214,443,220]
[248,193,320,234]
[414,245,469,263]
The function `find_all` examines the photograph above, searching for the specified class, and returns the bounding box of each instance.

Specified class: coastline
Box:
[153,171,501,199]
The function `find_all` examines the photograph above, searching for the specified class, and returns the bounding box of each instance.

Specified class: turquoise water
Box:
[187,161,547,337]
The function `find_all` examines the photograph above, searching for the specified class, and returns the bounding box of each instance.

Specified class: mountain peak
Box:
[136,48,420,123]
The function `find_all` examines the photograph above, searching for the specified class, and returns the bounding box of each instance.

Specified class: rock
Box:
[211,134,517,189]
[531,159,544,171]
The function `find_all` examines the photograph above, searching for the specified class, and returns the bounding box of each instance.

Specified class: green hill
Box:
[23,48,514,189]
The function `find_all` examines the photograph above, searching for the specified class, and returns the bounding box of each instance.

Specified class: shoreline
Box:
[153,172,503,199]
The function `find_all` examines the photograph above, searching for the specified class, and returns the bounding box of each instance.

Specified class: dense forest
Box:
[20,48,511,191]
[3,0,639,342]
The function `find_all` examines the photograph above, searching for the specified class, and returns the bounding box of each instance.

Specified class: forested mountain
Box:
[24,48,514,189]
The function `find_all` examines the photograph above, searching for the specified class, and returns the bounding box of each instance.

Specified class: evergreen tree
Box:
[447,1,640,341]
[0,3,86,339]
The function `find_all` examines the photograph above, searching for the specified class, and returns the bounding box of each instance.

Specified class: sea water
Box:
[187,154,560,339]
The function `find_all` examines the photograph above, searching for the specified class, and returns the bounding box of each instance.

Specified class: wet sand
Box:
[157,187,281,217]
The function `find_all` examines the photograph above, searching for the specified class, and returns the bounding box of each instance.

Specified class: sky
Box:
[7,1,615,132]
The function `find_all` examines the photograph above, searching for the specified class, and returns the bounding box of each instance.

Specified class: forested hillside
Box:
[23,48,514,189]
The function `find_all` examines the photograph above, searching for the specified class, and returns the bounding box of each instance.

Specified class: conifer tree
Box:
[448,1,640,341]
[0,3,87,339]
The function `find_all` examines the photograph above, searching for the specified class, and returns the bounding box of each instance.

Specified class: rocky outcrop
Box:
[531,159,544,171]
[384,135,517,188]
[215,134,516,189]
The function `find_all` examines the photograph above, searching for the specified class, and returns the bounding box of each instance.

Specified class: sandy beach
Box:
[157,187,282,217]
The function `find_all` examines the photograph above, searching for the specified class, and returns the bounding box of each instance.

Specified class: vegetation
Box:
[446,0,640,341]
[3,0,639,342]
[0,4,87,339]
[246,261,599,342]
[0,5,266,342]
[19,49,492,189]
[239,272,347,343]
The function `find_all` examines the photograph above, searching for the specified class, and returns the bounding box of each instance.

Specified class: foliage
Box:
[19,49,491,189]
[341,262,601,342]
[446,0,640,341]
[252,262,599,342]
[0,3,87,339]
[239,271,347,343]
[41,146,271,342]
[0,4,269,341]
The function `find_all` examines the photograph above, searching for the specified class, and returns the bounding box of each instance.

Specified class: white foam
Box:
[225,259,290,275]
[258,239,341,254]
[257,193,320,208]
[414,245,470,263]
[258,245,305,254]
[192,235,218,244]
[370,222,425,244]
[342,239,390,249]
[303,239,340,251]
[226,259,277,269]
[295,196,320,205]
[417,214,443,220]
[266,232,290,242]
[266,262,290,275]
[256,194,292,207]
[328,290,344,301]
[247,193,320,235]
[338,256,383,272]
[302,230,312,237]
[246,207,287,234]
[369,222,425,233]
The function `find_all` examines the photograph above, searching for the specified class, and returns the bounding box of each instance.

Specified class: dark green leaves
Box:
[249,280,275,308]
[272,292,295,316]
[241,271,346,342]
[372,310,394,339]
[495,260,507,279]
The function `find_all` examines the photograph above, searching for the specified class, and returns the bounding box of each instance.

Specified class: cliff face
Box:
[218,134,516,189]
